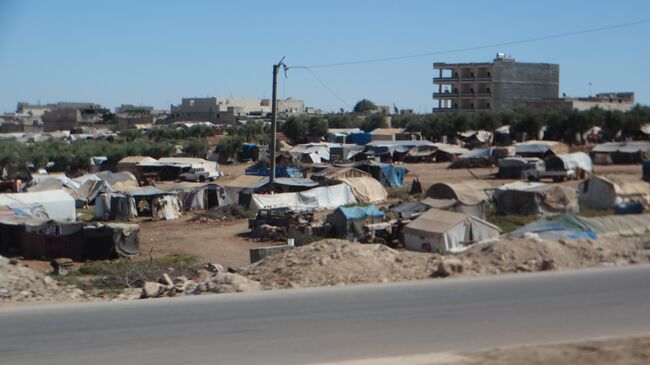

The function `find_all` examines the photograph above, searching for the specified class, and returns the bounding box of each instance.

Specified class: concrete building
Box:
[40,103,110,132]
[169,97,305,124]
[526,92,635,112]
[433,54,559,112]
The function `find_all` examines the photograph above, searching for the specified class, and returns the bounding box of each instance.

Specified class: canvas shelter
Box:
[328,144,366,162]
[129,186,181,220]
[497,157,541,179]
[327,128,362,143]
[174,183,232,211]
[94,171,139,192]
[0,190,76,221]
[578,175,650,209]
[512,213,650,240]
[250,183,357,212]
[326,204,385,240]
[431,143,469,162]
[544,152,593,175]
[493,181,578,216]
[425,180,492,217]
[457,130,492,148]
[420,197,486,220]
[337,176,388,204]
[353,161,407,187]
[94,193,137,221]
[221,174,268,206]
[388,201,430,219]
[590,141,650,164]
[310,166,371,182]
[82,222,140,259]
[364,140,437,161]
[514,140,569,158]
[403,208,500,254]
[116,156,157,178]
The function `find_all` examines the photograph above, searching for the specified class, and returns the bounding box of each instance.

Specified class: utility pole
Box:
[269,57,285,192]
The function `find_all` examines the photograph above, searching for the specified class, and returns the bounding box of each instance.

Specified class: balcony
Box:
[433,91,459,98]
[433,76,458,83]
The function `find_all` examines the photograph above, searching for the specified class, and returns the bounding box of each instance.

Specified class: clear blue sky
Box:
[1,0,649,114]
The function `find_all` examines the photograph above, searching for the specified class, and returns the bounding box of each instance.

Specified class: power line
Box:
[305,19,650,69]
[303,67,353,109]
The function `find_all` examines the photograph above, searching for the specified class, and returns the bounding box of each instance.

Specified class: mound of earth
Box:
[0,256,88,303]
[243,239,443,289]
[463,235,650,275]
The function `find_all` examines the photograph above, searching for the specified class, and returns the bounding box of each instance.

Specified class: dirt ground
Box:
[444,335,650,365]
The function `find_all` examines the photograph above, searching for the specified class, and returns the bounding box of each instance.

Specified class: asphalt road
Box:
[1,266,650,365]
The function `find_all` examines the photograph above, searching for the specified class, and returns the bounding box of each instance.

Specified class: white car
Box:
[179,167,215,182]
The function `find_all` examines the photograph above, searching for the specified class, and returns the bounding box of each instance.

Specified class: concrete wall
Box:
[491,60,559,112]
[42,108,81,132]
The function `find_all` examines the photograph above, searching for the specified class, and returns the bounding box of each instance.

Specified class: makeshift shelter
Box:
[544,152,593,177]
[514,140,569,158]
[450,146,514,169]
[310,167,371,182]
[0,218,86,259]
[329,144,366,162]
[237,143,261,162]
[369,128,404,141]
[250,183,357,212]
[578,175,650,209]
[511,213,650,240]
[94,193,137,221]
[354,161,407,187]
[493,181,578,216]
[0,190,76,221]
[389,201,430,219]
[290,143,339,163]
[493,125,512,146]
[431,143,469,162]
[420,197,486,220]
[425,181,491,219]
[337,176,388,204]
[174,184,232,211]
[327,128,362,143]
[95,171,139,192]
[326,204,385,240]
[497,157,541,179]
[403,209,500,253]
[116,156,158,178]
[364,140,437,161]
[222,175,269,206]
[590,141,650,165]
[74,179,114,207]
[129,186,181,220]
[82,223,140,259]
[457,130,492,148]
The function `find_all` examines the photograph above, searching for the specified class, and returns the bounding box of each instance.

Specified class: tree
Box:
[214,136,244,160]
[280,116,308,144]
[360,113,387,132]
[353,99,377,114]
[307,117,328,139]
[182,139,209,158]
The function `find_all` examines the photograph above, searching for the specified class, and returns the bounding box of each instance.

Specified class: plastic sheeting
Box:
[250,184,357,212]
[338,204,385,220]
[94,194,137,221]
[579,175,650,209]
[338,177,388,204]
[493,182,578,216]
[511,215,596,239]
[544,152,593,173]
[426,181,492,205]
[403,209,500,253]
[0,190,76,221]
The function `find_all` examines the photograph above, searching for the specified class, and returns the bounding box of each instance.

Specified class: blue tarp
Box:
[379,164,406,187]
[511,215,597,239]
[346,132,372,145]
[338,204,385,220]
[245,167,303,178]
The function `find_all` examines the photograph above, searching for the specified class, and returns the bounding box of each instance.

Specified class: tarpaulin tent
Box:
[403,209,500,253]
[544,152,593,174]
[94,193,137,221]
[0,190,76,221]
[420,197,486,220]
[364,140,437,161]
[310,167,371,181]
[337,176,388,204]
[493,181,578,216]
[389,201,429,219]
[511,214,596,239]
[94,171,139,192]
[591,141,650,165]
[353,161,407,187]
[327,128,362,143]
[128,187,181,220]
[250,183,357,212]
[326,204,385,239]
[174,183,232,211]
[426,181,492,205]
[329,144,366,162]
[75,179,114,207]
[431,143,469,162]
[514,140,569,158]
[579,175,650,209]
[497,157,541,179]
[222,175,269,206]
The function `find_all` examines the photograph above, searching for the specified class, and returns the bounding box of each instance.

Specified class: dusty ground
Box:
[447,335,650,365]
[138,213,260,268]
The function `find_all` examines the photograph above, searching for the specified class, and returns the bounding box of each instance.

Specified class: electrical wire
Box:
[303,67,353,109]
[304,19,650,69]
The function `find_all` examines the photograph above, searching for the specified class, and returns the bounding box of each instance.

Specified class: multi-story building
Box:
[168,97,305,124]
[433,54,559,112]
[526,92,635,112]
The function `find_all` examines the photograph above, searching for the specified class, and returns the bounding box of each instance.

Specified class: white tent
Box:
[0,190,76,221]
[579,175,650,209]
[250,184,357,212]
[403,208,500,254]
[337,177,387,204]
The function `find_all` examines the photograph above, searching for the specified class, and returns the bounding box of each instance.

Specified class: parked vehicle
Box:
[521,160,576,182]
[179,167,214,182]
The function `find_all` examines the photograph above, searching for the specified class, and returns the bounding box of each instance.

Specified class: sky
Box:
[1,0,649,114]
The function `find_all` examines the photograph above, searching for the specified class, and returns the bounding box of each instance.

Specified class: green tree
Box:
[360,113,387,132]
[353,99,377,114]
[183,139,209,158]
[280,116,308,144]
[307,117,328,139]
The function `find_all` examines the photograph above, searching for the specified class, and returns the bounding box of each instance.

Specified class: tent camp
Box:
[493,181,578,216]
[579,175,650,209]
[94,193,137,221]
[431,143,469,162]
[94,171,139,192]
[514,140,569,158]
[364,140,437,161]
[250,183,357,212]
[174,183,232,211]
[0,190,76,221]
[326,204,385,240]
[590,141,650,165]
[420,197,486,220]
[129,186,181,220]
[221,175,268,206]
[448,147,513,168]
[337,176,388,204]
[116,156,158,178]
[310,166,371,181]
[403,209,500,253]
[329,144,366,162]
[497,157,541,179]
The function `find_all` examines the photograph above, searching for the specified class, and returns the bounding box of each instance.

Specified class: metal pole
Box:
[269,63,279,191]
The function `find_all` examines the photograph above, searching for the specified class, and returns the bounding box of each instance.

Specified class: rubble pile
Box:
[462,235,650,275]
[139,263,261,298]
[0,256,88,303]
[242,239,458,289]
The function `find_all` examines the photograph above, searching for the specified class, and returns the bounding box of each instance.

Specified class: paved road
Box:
[1,266,650,365]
